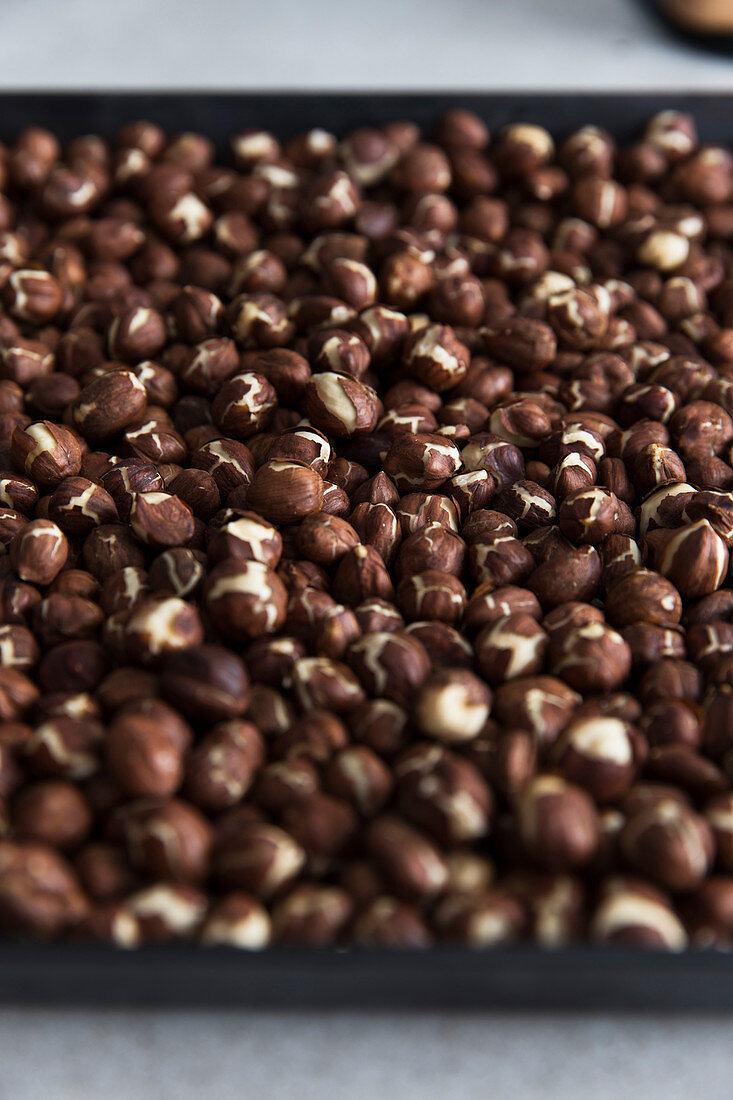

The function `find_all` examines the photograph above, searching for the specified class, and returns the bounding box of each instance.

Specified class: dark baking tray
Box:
[1,91,733,1010]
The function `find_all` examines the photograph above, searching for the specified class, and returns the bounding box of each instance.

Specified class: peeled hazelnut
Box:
[414,668,491,743]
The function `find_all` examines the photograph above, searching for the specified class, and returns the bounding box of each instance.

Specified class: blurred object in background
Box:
[660,0,733,33]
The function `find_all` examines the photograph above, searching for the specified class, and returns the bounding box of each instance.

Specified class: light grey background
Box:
[1,1,732,1097]
[0,0,731,89]
[3,1007,733,1100]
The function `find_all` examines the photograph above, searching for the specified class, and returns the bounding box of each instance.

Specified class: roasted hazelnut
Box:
[11,421,82,488]
[205,559,288,642]
[9,519,67,585]
[124,595,204,664]
[304,372,379,438]
[516,775,600,870]
[0,841,88,939]
[414,668,491,743]
[123,798,212,883]
[129,491,194,549]
[247,459,324,524]
[590,877,687,950]
[620,799,714,892]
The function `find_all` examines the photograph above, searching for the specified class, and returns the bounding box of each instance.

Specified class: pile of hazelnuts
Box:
[0,107,731,950]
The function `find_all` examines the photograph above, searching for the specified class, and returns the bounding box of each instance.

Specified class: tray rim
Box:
[2,941,733,1010]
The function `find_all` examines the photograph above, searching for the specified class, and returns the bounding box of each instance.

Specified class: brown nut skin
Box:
[4,270,63,324]
[304,372,379,437]
[681,878,733,949]
[214,822,306,897]
[12,780,93,850]
[11,421,83,488]
[23,716,103,781]
[705,793,733,871]
[106,702,191,798]
[0,624,40,671]
[402,323,470,392]
[122,798,213,883]
[395,743,492,844]
[207,512,282,569]
[604,568,682,628]
[272,884,353,947]
[186,719,264,812]
[324,745,393,817]
[493,676,581,748]
[124,883,207,944]
[398,521,465,579]
[74,843,136,902]
[464,584,542,635]
[9,519,68,585]
[516,775,601,871]
[396,569,466,625]
[347,631,431,706]
[352,896,432,947]
[548,620,632,694]
[364,815,448,901]
[527,544,602,610]
[71,369,148,443]
[290,657,365,714]
[414,668,491,743]
[553,716,639,803]
[558,487,618,546]
[295,512,361,566]
[47,477,118,534]
[101,460,165,522]
[247,459,324,524]
[129,491,195,549]
[0,840,89,940]
[656,520,729,599]
[0,473,39,515]
[332,544,395,606]
[620,800,714,893]
[159,645,250,723]
[384,433,461,494]
[590,877,687,950]
[205,559,288,642]
[199,893,271,950]
[475,613,548,685]
[211,371,278,440]
[433,889,525,947]
[124,595,204,665]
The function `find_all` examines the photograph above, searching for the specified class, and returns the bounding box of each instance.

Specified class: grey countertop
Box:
[1,1,732,1096]
[0,0,731,90]
[2,1006,732,1099]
